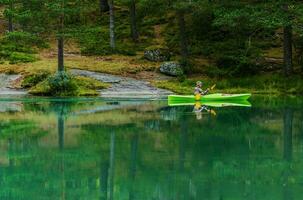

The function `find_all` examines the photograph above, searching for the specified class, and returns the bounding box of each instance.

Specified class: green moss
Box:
[29,80,51,96]
[74,76,110,96]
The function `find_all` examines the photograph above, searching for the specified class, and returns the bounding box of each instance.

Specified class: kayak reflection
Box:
[169,101,251,120]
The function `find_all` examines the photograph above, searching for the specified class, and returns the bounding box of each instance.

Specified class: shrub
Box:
[29,72,110,97]
[179,58,193,75]
[2,31,48,49]
[0,31,47,64]
[47,72,78,96]
[30,71,79,96]
[214,54,259,77]
[9,52,37,64]
[21,71,50,88]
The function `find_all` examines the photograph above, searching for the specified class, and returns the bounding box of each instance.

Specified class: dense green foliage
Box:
[0,0,302,95]
[29,72,79,96]
[0,31,48,63]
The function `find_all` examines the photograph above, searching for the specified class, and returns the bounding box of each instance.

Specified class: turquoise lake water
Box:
[0,96,302,200]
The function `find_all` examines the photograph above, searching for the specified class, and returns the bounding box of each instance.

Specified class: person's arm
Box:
[201,88,209,95]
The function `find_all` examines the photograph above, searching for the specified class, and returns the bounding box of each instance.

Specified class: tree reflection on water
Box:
[0,98,302,199]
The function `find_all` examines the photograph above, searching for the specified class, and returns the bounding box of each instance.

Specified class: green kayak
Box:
[168,93,251,103]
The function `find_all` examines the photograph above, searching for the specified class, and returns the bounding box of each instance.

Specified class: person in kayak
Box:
[194,81,209,100]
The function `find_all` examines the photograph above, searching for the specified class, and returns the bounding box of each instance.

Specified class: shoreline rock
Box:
[159,62,183,76]
[144,47,171,62]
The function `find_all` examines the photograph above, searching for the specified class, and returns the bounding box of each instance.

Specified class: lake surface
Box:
[0,96,302,200]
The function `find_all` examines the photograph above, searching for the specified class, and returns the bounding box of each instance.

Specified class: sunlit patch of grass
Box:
[75,76,110,90]
[152,80,193,94]
[0,58,57,75]
[66,55,159,75]
[263,48,283,58]
[0,54,160,76]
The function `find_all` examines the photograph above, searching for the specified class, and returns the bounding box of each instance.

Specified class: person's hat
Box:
[196,81,202,86]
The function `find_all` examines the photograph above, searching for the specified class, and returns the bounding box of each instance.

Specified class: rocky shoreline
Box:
[0,70,173,98]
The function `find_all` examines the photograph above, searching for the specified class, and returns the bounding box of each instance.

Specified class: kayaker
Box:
[194,81,209,100]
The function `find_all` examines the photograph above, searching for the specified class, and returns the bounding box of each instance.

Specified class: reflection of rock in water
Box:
[160,107,179,121]
[0,102,23,113]
[144,120,160,131]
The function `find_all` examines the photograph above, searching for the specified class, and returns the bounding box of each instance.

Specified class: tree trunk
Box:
[100,0,109,13]
[58,0,65,72]
[130,0,138,42]
[129,134,138,200]
[58,36,64,72]
[283,25,293,76]
[282,107,293,200]
[8,0,13,32]
[109,0,116,50]
[177,10,188,61]
[58,114,65,150]
[283,108,293,161]
[283,5,293,76]
[108,131,115,200]
[179,116,187,171]
[100,161,109,200]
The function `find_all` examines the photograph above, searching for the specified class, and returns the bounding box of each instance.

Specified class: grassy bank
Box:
[153,73,303,95]
[0,49,159,96]
[1,52,302,96]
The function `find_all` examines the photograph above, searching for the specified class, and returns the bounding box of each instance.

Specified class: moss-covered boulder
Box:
[159,62,183,76]
[144,46,171,62]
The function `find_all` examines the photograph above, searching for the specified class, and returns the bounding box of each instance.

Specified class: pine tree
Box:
[109,0,115,49]
[0,0,17,32]
[100,0,109,13]
[129,0,138,42]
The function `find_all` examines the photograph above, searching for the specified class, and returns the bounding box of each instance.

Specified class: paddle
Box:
[209,84,216,91]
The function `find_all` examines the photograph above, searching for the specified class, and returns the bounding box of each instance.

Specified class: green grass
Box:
[153,73,303,95]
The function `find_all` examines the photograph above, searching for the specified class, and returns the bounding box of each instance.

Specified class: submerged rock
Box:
[144,47,171,62]
[160,62,183,76]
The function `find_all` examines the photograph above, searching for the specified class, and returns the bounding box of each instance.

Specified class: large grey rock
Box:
[144,48,171,62]
[160,62,183,76]
[70,69,173,98]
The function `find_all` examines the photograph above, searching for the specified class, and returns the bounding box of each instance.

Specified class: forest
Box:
[0,0,303,96]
